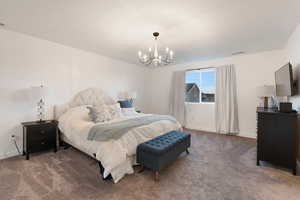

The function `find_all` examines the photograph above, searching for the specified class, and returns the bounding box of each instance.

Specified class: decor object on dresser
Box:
[138,32,174,67]
[257,85,275,108]
[275,63,295,113]
[137,131,191,181]
[22,120,58,160]
[31,85,47,121]
[256,107,299,175]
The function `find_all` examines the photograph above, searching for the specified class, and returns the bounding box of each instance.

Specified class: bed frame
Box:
[54,88,117,181]
[59,131,112,180]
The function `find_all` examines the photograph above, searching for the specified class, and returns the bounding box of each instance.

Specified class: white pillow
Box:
[106,104,123,119]
[121,108,138,116]
[59,105,90,121]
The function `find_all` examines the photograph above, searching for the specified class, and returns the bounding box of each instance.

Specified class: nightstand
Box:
[22,120,58,160]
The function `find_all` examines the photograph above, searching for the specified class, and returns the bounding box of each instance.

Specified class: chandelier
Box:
[138,32,174,67]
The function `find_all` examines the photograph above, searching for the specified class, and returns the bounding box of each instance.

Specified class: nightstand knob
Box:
[41,142,45,145]
[41,130,45,134]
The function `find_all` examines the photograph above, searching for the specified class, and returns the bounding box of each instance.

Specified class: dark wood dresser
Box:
[22,120,58,160]
[257,107,299,175]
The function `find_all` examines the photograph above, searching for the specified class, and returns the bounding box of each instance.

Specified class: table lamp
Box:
[31,85,47,122]
[257,85,275,108]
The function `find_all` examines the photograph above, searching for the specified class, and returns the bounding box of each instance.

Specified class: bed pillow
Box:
[87,104,123,123]
[59,105,90,121]
[121,107,138,116]
[118,100,133,108]
[106,103,123,119]
[87,105,112,123]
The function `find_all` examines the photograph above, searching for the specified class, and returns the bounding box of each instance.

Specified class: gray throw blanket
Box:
[87,115,177,141]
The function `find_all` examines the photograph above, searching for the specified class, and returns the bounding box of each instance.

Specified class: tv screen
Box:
[275,63,293,97]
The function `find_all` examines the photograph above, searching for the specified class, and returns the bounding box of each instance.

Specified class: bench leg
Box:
[154,171,159,182]
[186,148,190,154]
[138,165,144,173]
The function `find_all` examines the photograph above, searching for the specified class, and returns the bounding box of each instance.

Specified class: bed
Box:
[54,88,182,183]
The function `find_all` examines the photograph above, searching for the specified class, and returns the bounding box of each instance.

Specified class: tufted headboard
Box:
[54,88,116,120]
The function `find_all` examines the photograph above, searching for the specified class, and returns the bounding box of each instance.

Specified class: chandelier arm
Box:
[139,58,150,64]
[160,57,172,63]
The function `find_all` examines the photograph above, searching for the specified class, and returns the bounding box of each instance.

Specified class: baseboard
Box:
[184,126,215,133]
[184,127,257,139]
[238,131,257,139]
[0,150,20,160]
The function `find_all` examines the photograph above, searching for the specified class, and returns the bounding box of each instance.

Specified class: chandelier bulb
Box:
[170,51,174,59]
[166,47,169,52]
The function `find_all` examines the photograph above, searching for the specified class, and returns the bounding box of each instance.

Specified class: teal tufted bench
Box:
[137,131,191,181]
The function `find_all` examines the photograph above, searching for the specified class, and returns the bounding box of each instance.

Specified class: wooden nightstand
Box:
[22,120,58,160]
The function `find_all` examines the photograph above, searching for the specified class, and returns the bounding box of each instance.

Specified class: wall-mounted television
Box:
[275,63,294,97]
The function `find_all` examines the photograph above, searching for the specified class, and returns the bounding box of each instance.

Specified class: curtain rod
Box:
[185,66,215,71]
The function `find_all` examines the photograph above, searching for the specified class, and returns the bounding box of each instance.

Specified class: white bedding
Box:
[58,106,182,183]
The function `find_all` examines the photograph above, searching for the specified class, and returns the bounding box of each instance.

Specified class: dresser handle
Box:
[41,130,45,134]
[41,142,45,145]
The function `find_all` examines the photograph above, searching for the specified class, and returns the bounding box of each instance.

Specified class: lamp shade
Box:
[31,85,47,100]
[257,85,275,97]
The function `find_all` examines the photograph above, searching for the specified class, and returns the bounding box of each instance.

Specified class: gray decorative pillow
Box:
[87,105,111,123]
[106,104,123,119]
[87,104,122,123]
[86,106,98,122]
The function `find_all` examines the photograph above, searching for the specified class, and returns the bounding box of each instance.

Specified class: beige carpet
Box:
[1,130,300,200]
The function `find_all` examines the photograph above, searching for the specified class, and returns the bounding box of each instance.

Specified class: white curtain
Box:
[215,65,239,135]
[170,71,186,126]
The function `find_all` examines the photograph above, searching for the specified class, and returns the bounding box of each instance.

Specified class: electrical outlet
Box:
[11,134,18,143]
[11,134,21,155]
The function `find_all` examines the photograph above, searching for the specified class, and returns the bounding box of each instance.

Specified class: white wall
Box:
[0,29,148,159]
[286,23,300,108]
[144,50,288,138]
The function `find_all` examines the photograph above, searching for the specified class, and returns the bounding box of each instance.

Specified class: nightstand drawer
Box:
[29,139,55,153]
[27,124,56,141]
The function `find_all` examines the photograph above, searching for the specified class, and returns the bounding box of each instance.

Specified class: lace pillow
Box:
[87,105,111,123]
[106,104,123,119]
[121,107,138,116]
[87,104,122,123]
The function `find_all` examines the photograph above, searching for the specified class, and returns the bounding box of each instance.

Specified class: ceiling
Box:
[1,0,300,65]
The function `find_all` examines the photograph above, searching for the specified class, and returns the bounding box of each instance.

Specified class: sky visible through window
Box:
[185,70,215,93]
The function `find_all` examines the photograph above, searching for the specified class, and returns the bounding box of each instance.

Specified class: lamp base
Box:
[263,97,269,108]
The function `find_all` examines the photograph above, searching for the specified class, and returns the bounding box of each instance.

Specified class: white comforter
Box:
[58,106,182,183]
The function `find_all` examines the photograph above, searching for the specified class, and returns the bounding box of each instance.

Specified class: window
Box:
[185,69,216,103]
